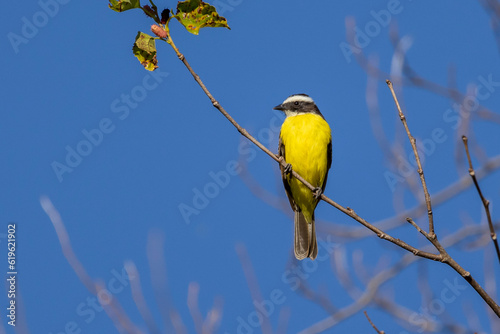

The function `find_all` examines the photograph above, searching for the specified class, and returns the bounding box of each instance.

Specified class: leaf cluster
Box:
[109,0,230,71]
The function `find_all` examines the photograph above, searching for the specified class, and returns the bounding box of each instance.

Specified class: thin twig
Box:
[40,196,143,334]
[95,280,145,334]
[187,282,204,334]
[202,296,224,334]
[462,135,500,263]
[385,85,500,317]
[125,261,162,334]
[235,243,274,334]
[40,196,97,294]
[147,231,187,334]
[364,311,385,334]
[347,18,500,127]
[387,80,435,237]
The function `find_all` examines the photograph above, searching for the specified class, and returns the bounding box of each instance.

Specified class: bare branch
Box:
[364,311,385,334]
[125,261,162,334]
[187,282,204,334]
[40,196,143,333]
[202,296,224,334]
[387,80,435,237]
[40,196,97,294]
[95,280,144,334]
[462,135,500,264]
[161,31,500,317]
[147,231,187,334]
[235,243,273,334]
[301,223,500,333]
[276,307,291,334]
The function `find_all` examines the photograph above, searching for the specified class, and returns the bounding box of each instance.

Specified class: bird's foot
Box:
[280,158,292,174]
[283,163,293,174]
[313,187,323,199]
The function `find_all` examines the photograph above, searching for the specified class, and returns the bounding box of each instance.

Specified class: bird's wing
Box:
[279,135,299,211]
[321,139,333,193]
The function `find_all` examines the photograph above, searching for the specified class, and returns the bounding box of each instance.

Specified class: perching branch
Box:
[165,34,442,259]
[161,29,500,317]
[462,135,500,264]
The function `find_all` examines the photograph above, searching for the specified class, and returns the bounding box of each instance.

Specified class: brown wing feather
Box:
[321,140,333,193]
[278,135,299,212]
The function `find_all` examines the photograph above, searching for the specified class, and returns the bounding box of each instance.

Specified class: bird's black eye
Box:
[294,101,299,105]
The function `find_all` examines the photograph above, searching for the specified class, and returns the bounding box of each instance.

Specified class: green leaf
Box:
[132,32,159,71]
[108,0,141,12]
[174,0,230,35]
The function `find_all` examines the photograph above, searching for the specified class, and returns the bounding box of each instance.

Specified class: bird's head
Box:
[273,94,322,117]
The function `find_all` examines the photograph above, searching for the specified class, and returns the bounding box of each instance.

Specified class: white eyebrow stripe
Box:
[283,95,314,104]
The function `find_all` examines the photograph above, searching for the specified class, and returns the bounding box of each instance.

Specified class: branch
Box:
[187,282,204,334]
[166,32,449,260]
[235,243,273,334]
[364,311,385,334]
[384,85,500,317]
[40,196,144,333]
[462,135,500,264]
[163,32,500,317]
[386,80,435,237]
[146,231,187,334]
[125,261,162,334]
[301,223,500,333]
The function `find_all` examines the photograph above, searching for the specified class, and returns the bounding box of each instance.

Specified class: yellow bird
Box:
[274,94,332,260]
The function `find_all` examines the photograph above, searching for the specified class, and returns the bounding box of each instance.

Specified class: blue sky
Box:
[2,0,500,333]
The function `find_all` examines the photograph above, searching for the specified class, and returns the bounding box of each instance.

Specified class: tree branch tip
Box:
[386,79,392,86]
[462,135,468,142]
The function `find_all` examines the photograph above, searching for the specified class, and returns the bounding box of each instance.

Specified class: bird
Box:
[274,94,332,260]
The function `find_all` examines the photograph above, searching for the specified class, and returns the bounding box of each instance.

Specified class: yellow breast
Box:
[280,113,331,220]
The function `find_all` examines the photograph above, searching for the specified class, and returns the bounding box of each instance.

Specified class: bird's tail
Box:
[294,211,318,260]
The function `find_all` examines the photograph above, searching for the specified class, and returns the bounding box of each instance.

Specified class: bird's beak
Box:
[273,104,284,111]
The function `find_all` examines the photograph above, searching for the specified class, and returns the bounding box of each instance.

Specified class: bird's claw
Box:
[279,157,292,174]
[313,187,323,199]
